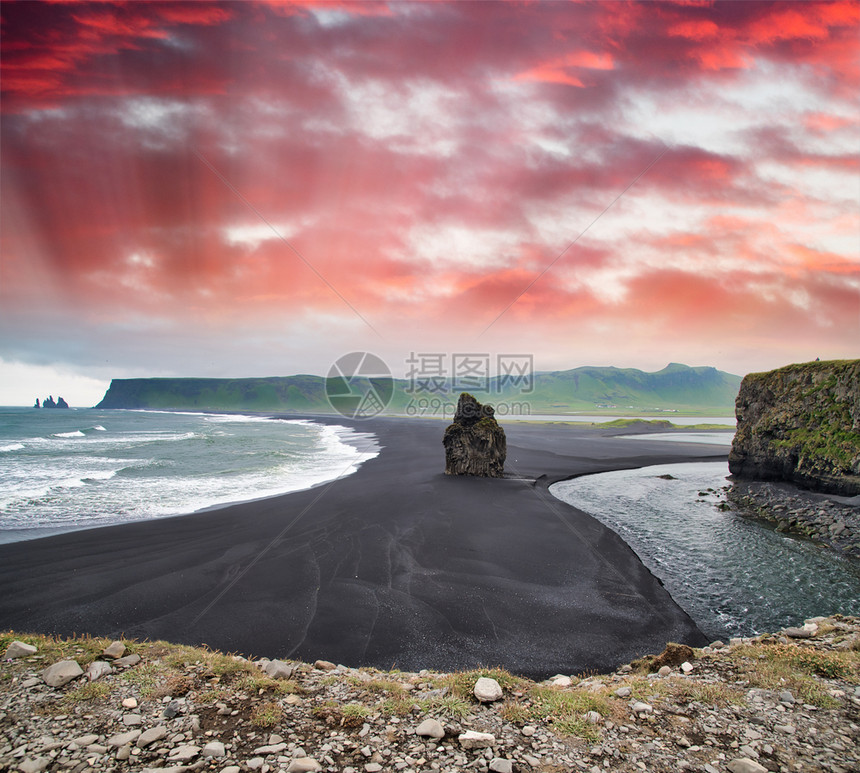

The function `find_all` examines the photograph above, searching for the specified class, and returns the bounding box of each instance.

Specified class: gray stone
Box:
[550,674,572,687]
[631,701,653,715]
[314,659,336,671]
[264,659,295,680]
[107,730,141,747]
[102,641,126,659]
[489,759,513,773]
[113,653,141,667]
[779,690,795,704]
[71,734,100,746]
[4,641,37,659]
[615,686,632,697]
[18,759,50,773]
[658,665,671,676]
[459,730,496,749]
[169,744,201,762]
[86,660,113,682]
[474,677,503,702]
[585,710,601,724]
[122,714,142,726]
[783,627,813,639]
[254,742,287,754]
[140,767,188,773]
[364,765,383,773]
[416,718,445,739]
[727,759,768,773]
[202,741,226,758]
[136,725,168,748]
[41,660,83,687]
[521,725,536,737]
[286,759,323,773]
[220,768,241,773]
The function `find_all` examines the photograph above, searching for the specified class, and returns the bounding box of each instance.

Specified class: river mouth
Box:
[551,461,860,640]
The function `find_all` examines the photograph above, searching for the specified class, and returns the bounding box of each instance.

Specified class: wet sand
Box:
[0,417,729,678]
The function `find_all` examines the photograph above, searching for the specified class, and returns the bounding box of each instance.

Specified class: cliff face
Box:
[443,393,506,477]
[728,360,860,495]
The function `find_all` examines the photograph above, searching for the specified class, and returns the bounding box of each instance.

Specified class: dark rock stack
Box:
[443,393,506,477]
[39,396,70,409]
[729,359,860,495]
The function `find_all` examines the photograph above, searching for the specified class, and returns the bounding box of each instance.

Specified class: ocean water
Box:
[551,462,860,640]
[0,408,378,544]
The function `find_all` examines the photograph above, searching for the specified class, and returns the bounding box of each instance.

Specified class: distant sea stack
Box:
[728,360,860,496]
[38,395,69,409]
[443,393,506,477]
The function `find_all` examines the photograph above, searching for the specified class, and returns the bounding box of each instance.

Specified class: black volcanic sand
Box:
[0,417,731,679]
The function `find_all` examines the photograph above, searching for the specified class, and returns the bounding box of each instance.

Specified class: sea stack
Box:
[443,393,506,477]
[729,359,860,495]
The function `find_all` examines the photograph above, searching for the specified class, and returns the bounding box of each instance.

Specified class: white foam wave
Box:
[0,443,24,452]
[91,425,107,431]
[52,430,85,438]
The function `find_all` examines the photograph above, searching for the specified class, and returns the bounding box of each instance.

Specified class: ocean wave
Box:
[52,430,85,438]
[0,443,24,452]
[90,425,107,432]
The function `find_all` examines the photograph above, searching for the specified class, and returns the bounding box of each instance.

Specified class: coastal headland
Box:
[0,417,733,679]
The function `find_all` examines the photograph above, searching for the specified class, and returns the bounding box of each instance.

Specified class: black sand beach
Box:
[0,417,730,679]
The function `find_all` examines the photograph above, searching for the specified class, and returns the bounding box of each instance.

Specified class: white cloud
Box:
[403,223,523,270]
[0,358,110,408]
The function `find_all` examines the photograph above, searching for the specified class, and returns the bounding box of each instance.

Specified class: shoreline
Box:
[0,416,731,679]
[727,479,860,559]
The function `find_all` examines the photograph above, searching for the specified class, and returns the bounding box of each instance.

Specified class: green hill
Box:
[95,364,740,416]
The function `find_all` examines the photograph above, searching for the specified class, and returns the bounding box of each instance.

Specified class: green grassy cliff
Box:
[95,363,741,415]
[729,360,860,495]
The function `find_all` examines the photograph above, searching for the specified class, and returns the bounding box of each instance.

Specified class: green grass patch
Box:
[64,681,111,704]
[729,644,858,708]
[250,700,285,728]
[424,694,472,719]
[525,685,610,740]
[440,667,527,699]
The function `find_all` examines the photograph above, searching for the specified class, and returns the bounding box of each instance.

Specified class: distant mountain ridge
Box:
[96,363,741,415]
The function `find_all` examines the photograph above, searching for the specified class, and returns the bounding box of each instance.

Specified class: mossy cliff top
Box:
[729,360,860,495]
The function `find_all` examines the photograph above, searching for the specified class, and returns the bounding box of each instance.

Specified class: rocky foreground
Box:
[2,617,859,773]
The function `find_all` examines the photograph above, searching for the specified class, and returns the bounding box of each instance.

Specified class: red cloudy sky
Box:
[1,0,858,405]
